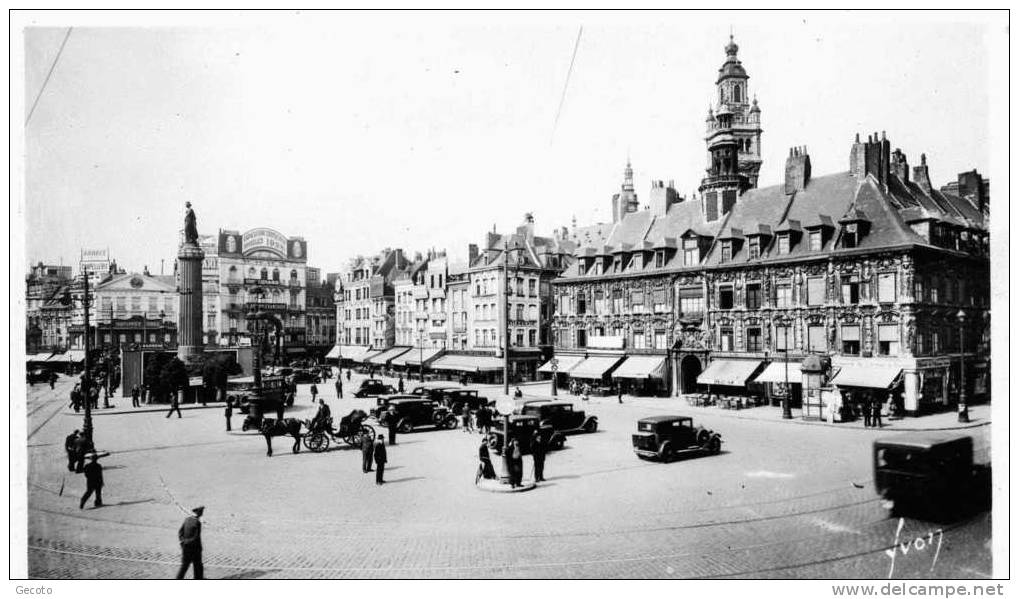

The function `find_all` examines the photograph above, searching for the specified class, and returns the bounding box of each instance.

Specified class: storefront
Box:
[696,359,764,401]
[568,355,625,392]
[752,361,803,409]
[391,347,444,379]
[366,346,412,372]
[611,354,668,397]
[430,353,505,384]
[830,362,903,421]
[537,354,585,389]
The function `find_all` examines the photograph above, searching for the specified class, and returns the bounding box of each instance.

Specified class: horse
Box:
[259,417,304,457]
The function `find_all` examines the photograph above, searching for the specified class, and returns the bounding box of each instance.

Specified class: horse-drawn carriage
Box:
[303,409,375,452]
[227,375,288,431]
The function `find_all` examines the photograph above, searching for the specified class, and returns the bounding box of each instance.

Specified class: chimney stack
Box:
[784,146,811,194]
[468,243,479,266]
[890,148,909,182]
[912,153,933,194]
[957,170,988,213]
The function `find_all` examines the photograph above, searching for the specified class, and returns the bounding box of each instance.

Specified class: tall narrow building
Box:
[699,35,763,222]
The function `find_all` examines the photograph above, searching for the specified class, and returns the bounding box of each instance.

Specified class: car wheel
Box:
[444,415,458,429]
[708,436,722,455]
[659,442,673,463]
[398,420,413,434]
[584,419,598,433]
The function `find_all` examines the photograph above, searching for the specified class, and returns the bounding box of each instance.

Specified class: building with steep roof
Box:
[549,37,989,417]
[334,248,411,353]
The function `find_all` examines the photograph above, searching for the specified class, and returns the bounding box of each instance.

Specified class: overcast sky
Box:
[21,12,1000,276]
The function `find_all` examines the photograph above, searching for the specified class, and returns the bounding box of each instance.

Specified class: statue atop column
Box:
[184,201,199,245]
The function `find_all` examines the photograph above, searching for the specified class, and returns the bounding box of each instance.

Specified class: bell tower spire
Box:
[699,34,764,222]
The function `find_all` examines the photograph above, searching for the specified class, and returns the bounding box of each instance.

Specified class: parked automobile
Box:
[290,368,321,384]
[437,389,494,413]
[26,369,50,385]
[377,397,457,432]
[631,415,722,462]
[407,385,457,401]
[353,379,397,398]
[873,433,990,521]
[518,401,598,435]
[487,415,565,455]
[369,394,420,419]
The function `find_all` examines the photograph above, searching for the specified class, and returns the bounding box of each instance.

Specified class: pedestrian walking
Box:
[335,379,342,399]
[166,391,183,419]
[131,385,140,408]
[224,398,233,432]
[79,454,104,509]
[476,439,497,484]
[478,406,492,435]
[461,406,473,433]
[70,385,81,413]
[863,399,872,427]
[89,385,100,410]
[176,506,204,579]
[65,430,80,472]
[346,369,351,382]
[531,428,547,482]
[361,432,374,473]
[310,383,318,403]
[513,386,523,398]
[618,387,623,404]
[49,372,56,389]
[386,406,398,446]
[508,439,523,488]
[398,376,404,393]
[72,433,90,473]
[872,400,883,428]
[373,434,387,485]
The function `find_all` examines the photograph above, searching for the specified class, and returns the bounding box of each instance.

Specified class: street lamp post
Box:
[550,358,559,397]
[503,241,511,396]
[62,270,96,444]
[957,309,969,423]
[418,327,425,382]
[782,324,792,419]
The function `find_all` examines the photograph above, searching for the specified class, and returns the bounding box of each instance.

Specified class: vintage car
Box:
[290,368,322,384]
[377,397,457,432]
[873,433,990,520]
[26,369,51,385]
[437,389,494,413]
[353,379,397,398]
[518,401,598,435]
[487,415,565,455]
[369,393,420,419]
[631,415,722,461]
[407,385,458,401]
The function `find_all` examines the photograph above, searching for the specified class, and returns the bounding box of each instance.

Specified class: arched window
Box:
[733,84,741,103]
[272,268,280,281]
[248,267,256,278]
[229,265,238,282]
[719,87,725,102]
[260,267,268,280]
[290,269,298,280]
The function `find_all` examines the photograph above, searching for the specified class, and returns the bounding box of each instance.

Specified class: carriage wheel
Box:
[305,432,329,453]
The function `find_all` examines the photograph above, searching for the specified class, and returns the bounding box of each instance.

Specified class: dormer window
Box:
[809,230,822,251]
[655,251,665,268]
[748,238,760,260]
[843,224,858,249]
[720,241,732,263]
[682,239,699,266]
[632,253,642,270]
[777,234,790,255]
[613,255,622,272]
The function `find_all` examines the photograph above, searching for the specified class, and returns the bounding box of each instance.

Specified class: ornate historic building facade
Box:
[550,37,989,417]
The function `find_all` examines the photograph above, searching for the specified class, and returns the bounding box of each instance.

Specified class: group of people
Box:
[568,380,593,401]
[64,429,104,509]
[458,403,495,435]
[359,431,389,484]
[476,427,548,488]
[68,383,100,413]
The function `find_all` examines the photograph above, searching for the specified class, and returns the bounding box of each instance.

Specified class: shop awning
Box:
[611,355,667,379]
[26,353,53,362]
[537,354,585,374]
[697,360,763,387]
[66,350,86,363]
[46,353,67,362]
[569,356,625,379]
[431,354,504,372]
[334,345,370,361]
[324,346,342,360]
[393,347,444,367]
[367,346,411,365]
[830,365,902,389]
[348,348,382,364]
[753,361,803,384]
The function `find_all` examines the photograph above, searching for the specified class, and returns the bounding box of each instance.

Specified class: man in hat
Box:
[530,428,548,483]
[335,378,343,399]
[79,453,103,509]
[310,397,331,433]
[64,430,80,472]
[166,390,182,419]
[386,406,398,446]
[310,382,319,403]
[72,432,91,473]
[360,430,374,473]
[224,398,233,432]
[176,506,204,579]
[373,434,388,485]
[131,384,140,408]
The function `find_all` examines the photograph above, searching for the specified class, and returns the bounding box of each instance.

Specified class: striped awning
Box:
[348,348,382,364]
[569,356,625,379]
[392,347,444,367]
[66,350,86,363]
[537,354,585,374]
[611,355,667,379]
[367,347,411,365]
[753,361,803,384]
[431,354,504,373]
[831,365,902,389]
[697,360,763,387]
[324,346,342,360]
[26,353,54,363]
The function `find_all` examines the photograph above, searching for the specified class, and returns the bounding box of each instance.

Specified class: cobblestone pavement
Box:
[25,372,993,579]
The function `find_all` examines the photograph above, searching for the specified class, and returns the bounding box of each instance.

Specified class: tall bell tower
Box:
[699,35,763,222]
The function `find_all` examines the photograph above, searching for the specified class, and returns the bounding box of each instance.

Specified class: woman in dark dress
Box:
[477,440,497,483]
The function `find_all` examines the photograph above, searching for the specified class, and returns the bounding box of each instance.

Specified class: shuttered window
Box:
[878,273,897,303]
[807,326,826,352]
[807,277,825,306]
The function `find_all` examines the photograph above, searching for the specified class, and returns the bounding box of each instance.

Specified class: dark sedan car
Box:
[378,398,457,432]
[631,415,722,462]
[353,379,397,398]
[519,401,598,435]
[487,415,564,455]
[438,389,493,413]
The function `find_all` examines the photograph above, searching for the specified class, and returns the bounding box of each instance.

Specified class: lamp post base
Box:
[957,405,970,423]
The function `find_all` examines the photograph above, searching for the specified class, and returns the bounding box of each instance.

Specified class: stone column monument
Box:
[177,201,205,361]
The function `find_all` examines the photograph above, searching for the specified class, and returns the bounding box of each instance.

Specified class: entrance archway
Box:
[680,355,702,394]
